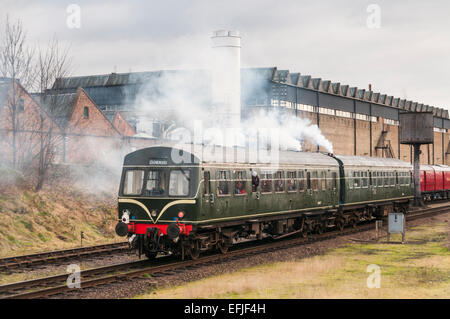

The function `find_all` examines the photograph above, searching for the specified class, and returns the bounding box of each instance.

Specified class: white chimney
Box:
[211,30,241,128]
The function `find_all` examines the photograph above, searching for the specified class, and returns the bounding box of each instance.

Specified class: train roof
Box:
[123,144,339,167]
[333,155,412,169]
[124,144,413,169]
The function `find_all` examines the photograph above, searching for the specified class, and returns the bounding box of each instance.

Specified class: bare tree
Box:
[34,37,72,191]
[0,15,34,168]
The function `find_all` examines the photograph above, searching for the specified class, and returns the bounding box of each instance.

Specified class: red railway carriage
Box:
[420,165,450,201]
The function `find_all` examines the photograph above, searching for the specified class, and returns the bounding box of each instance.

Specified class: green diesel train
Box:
[115,145,413,259]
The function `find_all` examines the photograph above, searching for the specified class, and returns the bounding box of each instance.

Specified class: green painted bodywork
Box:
[117,147,414,226]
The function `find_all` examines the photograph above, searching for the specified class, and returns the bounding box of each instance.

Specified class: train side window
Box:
[361,171,368,188]
[390,172,395,186]
[287,171,297,192]
[274,171,285,192]
[312,171,318,191]
[216,170,230,195]
[234,171,247,195]
[331,172,337,190]
[353,171,360,188]
[378,172,383,187]
[261,171,273,193]
[320,171,327,190]
[298,171,305,191]
[348,172,353,189]
[204,171,210,195]
[306,171,311,190]
[384,172,389,187]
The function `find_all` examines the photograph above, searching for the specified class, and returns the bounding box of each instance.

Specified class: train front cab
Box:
[115,146,201,258]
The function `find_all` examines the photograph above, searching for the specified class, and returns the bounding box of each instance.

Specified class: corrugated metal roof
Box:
[33,92,77,128]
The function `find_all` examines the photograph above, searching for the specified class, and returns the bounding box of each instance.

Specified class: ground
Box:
[137,215,450,299]
[0,166,120,257]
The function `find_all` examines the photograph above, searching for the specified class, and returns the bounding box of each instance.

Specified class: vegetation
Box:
[137,220,449,299]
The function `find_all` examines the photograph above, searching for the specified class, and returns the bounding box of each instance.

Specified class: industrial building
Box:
[47,65,450,165]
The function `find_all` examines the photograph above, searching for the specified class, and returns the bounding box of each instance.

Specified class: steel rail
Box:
[0,242,129,272]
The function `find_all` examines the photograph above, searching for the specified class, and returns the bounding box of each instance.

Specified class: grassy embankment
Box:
[138,217,450,299]
[0,166,121,257]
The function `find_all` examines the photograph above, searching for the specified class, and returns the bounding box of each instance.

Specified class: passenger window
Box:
[353,171,360,188]
[320,171,327,190]
[312,171,318,191]
[274,171,285,192]
[204,171,210,195]
[348,172,353,189]
[234,171,247,195]
[216,170,230,195]
[390,172,395,186]
[361,171,368,188]
[298,171,305,191]
[331,172,337,190]
[287,171,297,192]
[261,171,273,193]
[384,172,389,187]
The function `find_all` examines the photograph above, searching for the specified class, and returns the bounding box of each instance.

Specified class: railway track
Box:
[0,242,129,272]
[1,203,449,299]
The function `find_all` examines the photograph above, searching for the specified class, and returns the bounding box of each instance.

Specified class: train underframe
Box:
[128,200,411,260]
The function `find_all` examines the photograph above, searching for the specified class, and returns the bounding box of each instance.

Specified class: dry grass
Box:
[138,219,450,299]
[0,183,120,257]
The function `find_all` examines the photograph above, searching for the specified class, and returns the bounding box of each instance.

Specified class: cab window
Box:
[145,170,167,196]
[169,170,190,196]
[123,170,144,195]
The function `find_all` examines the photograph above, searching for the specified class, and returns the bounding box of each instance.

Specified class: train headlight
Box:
[151,210,158,218]
[178,211,185,219]
[121,210,130,224]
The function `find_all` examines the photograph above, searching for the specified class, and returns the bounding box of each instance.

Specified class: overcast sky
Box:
[2,0,450,109]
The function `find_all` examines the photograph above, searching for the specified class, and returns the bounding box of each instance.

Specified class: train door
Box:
[248,169,260,212]
[201,170,213,219]
[215,170,231,217]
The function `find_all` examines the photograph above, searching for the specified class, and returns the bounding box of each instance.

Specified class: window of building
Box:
[287,171,297,192]
[274,171,285,192]
[216,170,230,195]
[234,170,247,195]
[18,98,24,112]
[336,110,352,118]
[83,106,89,119]
[318,107,335,116]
